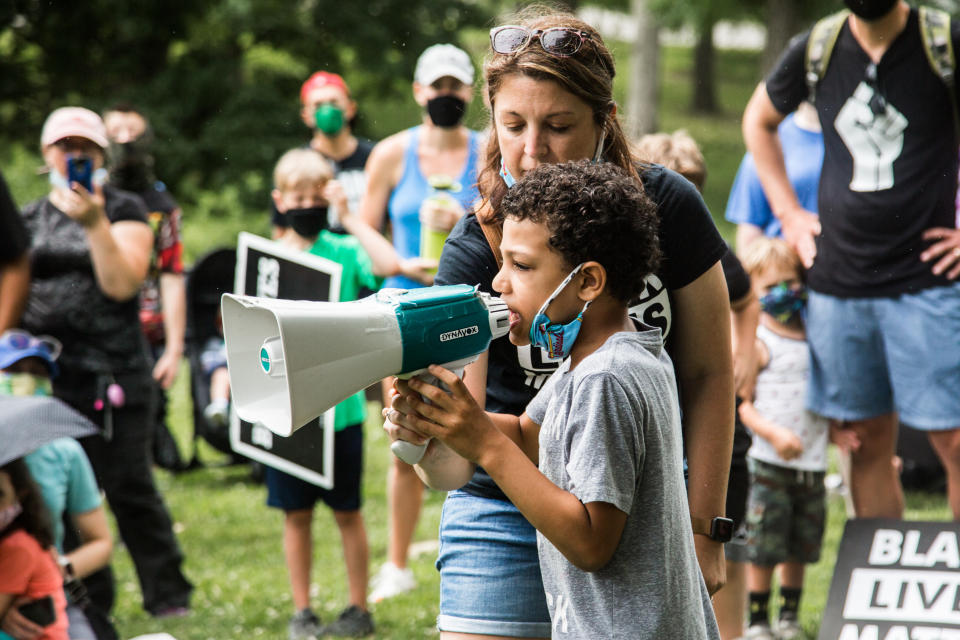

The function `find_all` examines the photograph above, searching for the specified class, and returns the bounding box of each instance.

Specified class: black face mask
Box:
[286,206,328,238]
[843,0,898,21]
[108,137,155,192]
[426,95,466,128]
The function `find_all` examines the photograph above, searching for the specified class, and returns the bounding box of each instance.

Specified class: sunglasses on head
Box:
[490,25,593,58]
[0,330,62,362]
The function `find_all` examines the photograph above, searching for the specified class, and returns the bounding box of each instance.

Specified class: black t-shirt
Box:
[21,185,152,401]
[721,246,751,304]
[271,137,376,233]
[436,164,727,500]
[766,8,960,297]
[0,171,28,264]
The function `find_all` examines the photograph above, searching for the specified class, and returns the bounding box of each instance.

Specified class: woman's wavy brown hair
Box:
[477,4,641,244]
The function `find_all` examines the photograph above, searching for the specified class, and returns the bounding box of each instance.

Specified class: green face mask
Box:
[0,372,53,397]
[314,103,345,135]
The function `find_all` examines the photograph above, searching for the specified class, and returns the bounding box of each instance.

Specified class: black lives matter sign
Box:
[229,232,342,489]
[819,519,960,640]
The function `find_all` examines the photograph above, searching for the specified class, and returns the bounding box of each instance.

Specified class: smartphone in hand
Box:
[17,595,56,627]
[66,156,94,192]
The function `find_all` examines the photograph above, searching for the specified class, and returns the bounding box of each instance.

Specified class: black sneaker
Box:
[289,608,320,640]
[319,605,374,637]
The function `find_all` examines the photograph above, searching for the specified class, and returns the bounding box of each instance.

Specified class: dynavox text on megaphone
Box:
[221,285,509,464]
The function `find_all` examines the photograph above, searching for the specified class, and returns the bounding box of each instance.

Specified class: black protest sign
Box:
[229,232,342,489]
[819,519,960,640]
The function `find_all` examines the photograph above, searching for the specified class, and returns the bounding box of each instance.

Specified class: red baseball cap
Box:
[300,71,350,104]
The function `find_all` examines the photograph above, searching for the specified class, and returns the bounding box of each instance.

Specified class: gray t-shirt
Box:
[526,325,719,639]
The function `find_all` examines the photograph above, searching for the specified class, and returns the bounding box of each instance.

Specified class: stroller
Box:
[183,246,243,467]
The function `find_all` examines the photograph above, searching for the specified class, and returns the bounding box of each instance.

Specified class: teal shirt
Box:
[307,230,383,429]
[24,438,101,552]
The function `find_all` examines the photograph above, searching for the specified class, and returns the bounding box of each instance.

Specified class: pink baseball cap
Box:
[300,71,350,104]
[40,107,109,149]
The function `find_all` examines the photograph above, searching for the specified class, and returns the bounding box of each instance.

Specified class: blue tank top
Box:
[384,126,482,290]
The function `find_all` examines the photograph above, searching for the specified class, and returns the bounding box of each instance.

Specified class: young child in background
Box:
[200,310,231,429]
[386,161,719,639]
[267,147,404,639]
[0,459,69,640]
[738,238,829,640]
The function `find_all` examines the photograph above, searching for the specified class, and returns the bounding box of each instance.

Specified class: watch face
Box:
[711,517,735,542]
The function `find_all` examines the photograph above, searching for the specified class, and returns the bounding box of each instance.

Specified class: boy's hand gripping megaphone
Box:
[221,285,510,464]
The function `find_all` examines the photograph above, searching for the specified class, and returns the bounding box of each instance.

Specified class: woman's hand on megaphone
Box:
[382,386,431,446]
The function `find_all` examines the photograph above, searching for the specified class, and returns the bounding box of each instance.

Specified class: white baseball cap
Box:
[41,107,109,149]
[414,44,474,86]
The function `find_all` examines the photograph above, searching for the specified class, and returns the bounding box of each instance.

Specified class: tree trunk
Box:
[692,12,717,113]
[626,0,660,138]
[761,0,801,78]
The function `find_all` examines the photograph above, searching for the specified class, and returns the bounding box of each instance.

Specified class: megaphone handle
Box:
[391,439,428,465]
[389,369,463,465]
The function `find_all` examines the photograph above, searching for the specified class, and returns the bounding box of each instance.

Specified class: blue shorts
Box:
[806,283,960,431]
[265,423,363,512]
[435,490,551,637]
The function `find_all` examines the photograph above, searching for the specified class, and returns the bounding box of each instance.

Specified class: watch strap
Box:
[690,515,714,538]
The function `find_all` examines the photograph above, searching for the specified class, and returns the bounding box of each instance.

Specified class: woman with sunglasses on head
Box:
[384,7,732,638]
[18,107,193,618]
[357,43,485,604]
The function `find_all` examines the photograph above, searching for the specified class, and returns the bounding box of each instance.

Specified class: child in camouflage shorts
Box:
[738,238,829,640]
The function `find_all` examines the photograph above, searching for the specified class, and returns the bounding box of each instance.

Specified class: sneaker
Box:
[775,617,803,640]
[367,562,416,603]
[151,605,189,619]
[289,608,320,640]
[318,605,373,637]
[744,623,776,640]
[203,399,229,429]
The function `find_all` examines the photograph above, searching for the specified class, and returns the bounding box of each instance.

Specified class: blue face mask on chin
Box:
[759,282,807,325]
[529,263,590,360]
[500,130,606,189]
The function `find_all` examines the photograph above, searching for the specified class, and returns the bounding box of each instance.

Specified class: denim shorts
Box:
[806,282,960,430]
[435,490,551,637]
[265,423,363,512]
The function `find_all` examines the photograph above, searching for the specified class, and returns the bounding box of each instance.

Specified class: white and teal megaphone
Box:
[221,285,509,464]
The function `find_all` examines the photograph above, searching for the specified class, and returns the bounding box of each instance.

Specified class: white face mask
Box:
[48,167,108,190]
[0,501,22,532]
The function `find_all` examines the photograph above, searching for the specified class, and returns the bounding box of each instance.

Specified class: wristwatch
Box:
[57,555,75,579]
[691,515,735,543]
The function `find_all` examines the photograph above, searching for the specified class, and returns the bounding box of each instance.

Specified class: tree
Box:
[0,0,492,206]
[625,0,660,136]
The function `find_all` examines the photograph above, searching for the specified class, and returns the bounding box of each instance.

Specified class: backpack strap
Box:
[805,9,850,105]
[919,5,958,135]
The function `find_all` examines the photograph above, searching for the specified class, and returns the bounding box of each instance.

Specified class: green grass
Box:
[109,371,448,639]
